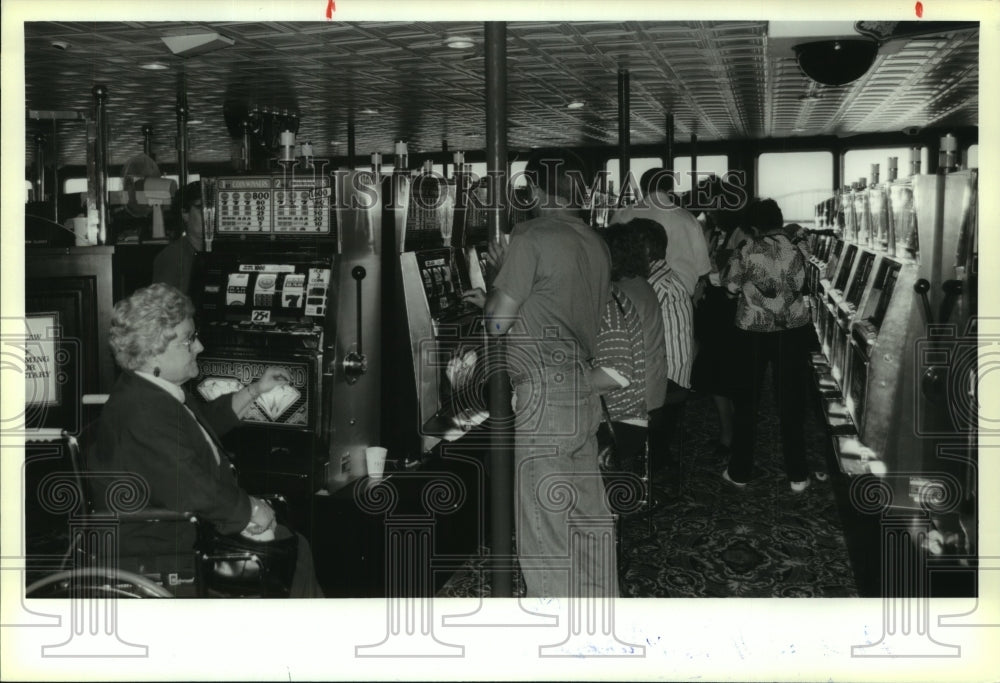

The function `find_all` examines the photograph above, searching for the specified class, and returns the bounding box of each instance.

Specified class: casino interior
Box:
[16,19,982,604]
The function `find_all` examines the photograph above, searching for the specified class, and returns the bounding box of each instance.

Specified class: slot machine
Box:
[834,168,977,558]
[884,169,978,520]
[383,150,491,457]
[190,168,381,529]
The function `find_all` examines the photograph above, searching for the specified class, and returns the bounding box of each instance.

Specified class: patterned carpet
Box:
[438,378,859,598]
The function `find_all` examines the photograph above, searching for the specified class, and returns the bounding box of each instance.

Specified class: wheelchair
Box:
[26,400,298,599]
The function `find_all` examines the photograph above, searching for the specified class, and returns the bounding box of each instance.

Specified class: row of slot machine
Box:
[184,168,382,528]
[804,165,978,563]
[380,152,542,459]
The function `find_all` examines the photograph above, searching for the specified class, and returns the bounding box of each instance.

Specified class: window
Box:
[25,180,34,202]
[757,151,833,224]
[603,157,663,197]
[61,174,201,195]
[510,160,529,188]
[63,178,87,194]
[670,155,730,195]
[966,144,978,169]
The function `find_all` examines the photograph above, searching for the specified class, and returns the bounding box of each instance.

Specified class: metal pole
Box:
[347,116,356,171]
[176,96,189,202]
[34,133,46,204]
[52,120,60,224]
[664,113,675,194]
[690,132,698,190]
[485,21,514,598]
[92,84,109,245]
[142,126,154,158]
[617,69,631,205]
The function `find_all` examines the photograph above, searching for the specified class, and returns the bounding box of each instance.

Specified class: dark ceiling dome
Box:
[794,39,880,87]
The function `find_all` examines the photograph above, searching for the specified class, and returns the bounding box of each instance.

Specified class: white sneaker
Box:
[722,469,747,488]
[790,479,811,493]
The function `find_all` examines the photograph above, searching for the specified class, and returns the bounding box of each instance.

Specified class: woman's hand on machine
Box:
[462,288,487,309]
[245,495,277,535]
[251,366,291,397]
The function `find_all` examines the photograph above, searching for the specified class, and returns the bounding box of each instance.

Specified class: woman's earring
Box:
[153,367,161,377]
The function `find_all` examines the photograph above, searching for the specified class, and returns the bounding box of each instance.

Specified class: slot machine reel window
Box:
[846,251,876,308]
[416,249,466,321]
[207,261,330,344]
[869,259,901,331]
[834,244,858,293]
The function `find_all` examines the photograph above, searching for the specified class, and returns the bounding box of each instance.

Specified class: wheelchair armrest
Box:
[116,508,198,525]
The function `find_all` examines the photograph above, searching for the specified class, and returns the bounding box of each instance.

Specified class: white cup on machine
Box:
[365,447,388,480]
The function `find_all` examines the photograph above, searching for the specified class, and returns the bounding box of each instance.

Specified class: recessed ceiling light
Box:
[187,119,204,125]
[140,62,168,70]
[359,108,379,115]
[567,101,585,110]
[329,141,342,145]
[444,36,475,49]
[50,41,70,51]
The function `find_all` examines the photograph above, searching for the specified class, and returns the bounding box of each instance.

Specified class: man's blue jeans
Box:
[512,366,619,598]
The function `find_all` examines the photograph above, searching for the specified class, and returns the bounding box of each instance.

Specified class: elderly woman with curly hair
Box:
[88,282,322,597]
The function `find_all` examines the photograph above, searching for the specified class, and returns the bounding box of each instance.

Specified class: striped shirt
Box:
[648,260,694,388]
[594,284,646,425]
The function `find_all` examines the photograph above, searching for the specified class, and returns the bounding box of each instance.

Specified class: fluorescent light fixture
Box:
[767,21,858,39]
[566,100,585,110]
[359,108,379,115]
[140,62,169,70]
[161,32,235,58]
[444,36,475,49]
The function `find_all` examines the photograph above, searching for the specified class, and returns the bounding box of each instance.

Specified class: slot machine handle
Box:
[914,278,934,327]
[342,266,367,385]
[939,279,963,327]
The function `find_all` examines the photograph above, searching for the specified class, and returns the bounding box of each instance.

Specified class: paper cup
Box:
[70,216,95,246]
[365,446,387,480]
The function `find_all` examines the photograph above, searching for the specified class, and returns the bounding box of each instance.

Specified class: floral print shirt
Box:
[723,229,810,332]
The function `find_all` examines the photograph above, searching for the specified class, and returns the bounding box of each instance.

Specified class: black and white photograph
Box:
[2,0,998,680]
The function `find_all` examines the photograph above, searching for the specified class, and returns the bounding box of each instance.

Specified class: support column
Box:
[484,21,514,599]
[664,113,675,195]
[89,85,110,245]
[176,93,189,206]
[347,116,356,171]
[617,69,632,205]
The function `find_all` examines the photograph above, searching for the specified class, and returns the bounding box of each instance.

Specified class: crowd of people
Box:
[467,150,816,597]
[89,149,814,599]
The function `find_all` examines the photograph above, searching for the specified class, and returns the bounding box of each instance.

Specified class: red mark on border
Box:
[326,0,336,19]
[915,1,923,17]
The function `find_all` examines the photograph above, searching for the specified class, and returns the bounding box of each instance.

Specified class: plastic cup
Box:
[365,447,387,480]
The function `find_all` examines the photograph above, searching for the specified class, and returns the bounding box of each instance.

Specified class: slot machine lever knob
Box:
[343,266,368,385]
[914,278,934,326]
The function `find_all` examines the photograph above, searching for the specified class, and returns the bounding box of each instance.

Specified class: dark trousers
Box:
[728,325,811,484]
[647,381,688,476]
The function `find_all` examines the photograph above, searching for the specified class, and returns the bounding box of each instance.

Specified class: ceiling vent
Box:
[161,32,235,58]
[794,39,879,87]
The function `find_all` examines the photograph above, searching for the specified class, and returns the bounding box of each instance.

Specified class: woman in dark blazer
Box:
[89,282,321,596]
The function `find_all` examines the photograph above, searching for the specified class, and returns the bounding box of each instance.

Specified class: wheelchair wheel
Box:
[25,567,175,598]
